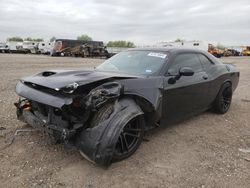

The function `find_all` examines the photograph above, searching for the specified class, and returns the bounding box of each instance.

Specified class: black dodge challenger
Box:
[15,48,239,166]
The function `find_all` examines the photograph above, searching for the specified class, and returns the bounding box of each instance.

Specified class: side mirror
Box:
[179,67,194,76]
[168,67,194,84]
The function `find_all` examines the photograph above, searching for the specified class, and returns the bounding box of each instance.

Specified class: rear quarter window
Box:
[198,54,214,70]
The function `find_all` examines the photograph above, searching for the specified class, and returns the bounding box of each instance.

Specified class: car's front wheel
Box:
[80,100,145,164]
[214,82,232,114]
[112,115,144,161]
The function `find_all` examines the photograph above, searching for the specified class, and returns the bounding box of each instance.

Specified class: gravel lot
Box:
[0,54,249,188]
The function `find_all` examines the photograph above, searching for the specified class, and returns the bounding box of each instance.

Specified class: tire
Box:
[89,103,114,128]
[213,82,232,114]
[86,102,145,162]
[112,115,144,162]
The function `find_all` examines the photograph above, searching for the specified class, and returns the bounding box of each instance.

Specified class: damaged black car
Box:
[15,48,239,166]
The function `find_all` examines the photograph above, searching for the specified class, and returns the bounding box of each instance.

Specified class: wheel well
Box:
[121,95,158,129]
[122,95,154,113]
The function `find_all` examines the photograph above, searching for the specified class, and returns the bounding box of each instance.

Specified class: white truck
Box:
[157,41,209,51]
[37,42,52,55]
[6,41,27,53]
[22,41,38,54]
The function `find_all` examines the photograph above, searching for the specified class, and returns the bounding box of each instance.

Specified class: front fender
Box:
[77,98,143,166]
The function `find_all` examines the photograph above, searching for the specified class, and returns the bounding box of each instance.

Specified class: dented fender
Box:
[77,98,143,166]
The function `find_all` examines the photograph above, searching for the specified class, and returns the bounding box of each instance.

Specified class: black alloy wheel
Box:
[214,82,232,114]
[113,116,144,161]
[220,86,232,112]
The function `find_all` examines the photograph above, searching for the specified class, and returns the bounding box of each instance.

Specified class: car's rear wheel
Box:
[214,82,232,114]
[112,116,144,161]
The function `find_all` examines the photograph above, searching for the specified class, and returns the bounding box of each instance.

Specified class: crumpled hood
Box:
[21,70,140,89]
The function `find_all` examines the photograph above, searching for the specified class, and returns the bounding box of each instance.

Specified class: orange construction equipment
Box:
[208,44,224,58]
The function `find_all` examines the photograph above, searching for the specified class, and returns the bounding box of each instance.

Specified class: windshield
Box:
[96,50,167,75]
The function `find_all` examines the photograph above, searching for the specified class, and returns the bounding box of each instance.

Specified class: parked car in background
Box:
[224,48,240,57]
[0,42,10,53]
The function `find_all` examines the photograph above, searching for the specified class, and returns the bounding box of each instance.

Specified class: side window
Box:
[168,53,203,75]
[198,54,213,70]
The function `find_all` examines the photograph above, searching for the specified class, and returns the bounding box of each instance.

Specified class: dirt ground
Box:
[0,54,249,188]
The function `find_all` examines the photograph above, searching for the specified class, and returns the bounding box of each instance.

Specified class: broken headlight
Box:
[61,82,79,94]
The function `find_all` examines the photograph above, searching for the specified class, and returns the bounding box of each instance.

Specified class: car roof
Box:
[126,47,221,65]
[127,47,206,54]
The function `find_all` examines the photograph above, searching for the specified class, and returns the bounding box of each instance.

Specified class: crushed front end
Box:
[15,80,124,166]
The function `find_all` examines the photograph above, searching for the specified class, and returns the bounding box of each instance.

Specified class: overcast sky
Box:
[0,0,249,45]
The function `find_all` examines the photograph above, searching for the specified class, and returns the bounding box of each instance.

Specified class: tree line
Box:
[77,35,135,48]
[106,41,135,48]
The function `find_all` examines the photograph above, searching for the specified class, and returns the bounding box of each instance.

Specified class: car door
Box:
[162,52,209,124]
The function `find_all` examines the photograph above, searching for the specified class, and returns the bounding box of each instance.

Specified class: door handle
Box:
[202,75,208,80]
